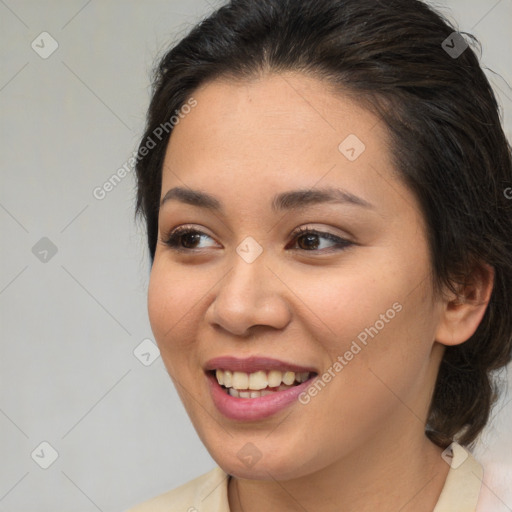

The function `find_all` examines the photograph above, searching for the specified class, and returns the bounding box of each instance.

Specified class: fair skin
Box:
[147,71,493,512]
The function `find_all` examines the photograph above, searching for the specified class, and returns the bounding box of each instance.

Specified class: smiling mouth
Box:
[209,369,317,398]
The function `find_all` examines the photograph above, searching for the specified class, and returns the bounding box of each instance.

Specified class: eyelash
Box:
[161,225,353,254]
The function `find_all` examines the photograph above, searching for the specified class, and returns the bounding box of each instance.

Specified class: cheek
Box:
[307,258,438,407]
[327,283,438,418]
[147,263,171,343]
[291,260,405,352]
[147,259,203,360]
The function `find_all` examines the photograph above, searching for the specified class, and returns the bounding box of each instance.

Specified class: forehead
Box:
[159,72,417,223]
[170,71,383,154]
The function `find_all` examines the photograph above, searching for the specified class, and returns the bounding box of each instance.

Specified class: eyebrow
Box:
[159,186,374,212]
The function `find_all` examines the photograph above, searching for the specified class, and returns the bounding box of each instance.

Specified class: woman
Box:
[128,0,512,510]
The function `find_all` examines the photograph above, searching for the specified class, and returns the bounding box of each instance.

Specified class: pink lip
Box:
[204,355,318,374]
[204,356,319,421]
[206,372,317,421]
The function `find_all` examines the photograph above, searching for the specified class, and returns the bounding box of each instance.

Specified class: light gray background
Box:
[1,1,511,511]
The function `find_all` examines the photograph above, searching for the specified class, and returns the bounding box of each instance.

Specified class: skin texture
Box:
[147,72,494,512]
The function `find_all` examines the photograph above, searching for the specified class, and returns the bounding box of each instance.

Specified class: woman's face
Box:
[148,72,446,480]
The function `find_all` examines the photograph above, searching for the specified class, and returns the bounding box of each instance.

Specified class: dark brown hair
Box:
[134,0,512,448]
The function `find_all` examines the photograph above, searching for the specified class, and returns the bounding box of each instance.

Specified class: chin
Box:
[208,444,318,482]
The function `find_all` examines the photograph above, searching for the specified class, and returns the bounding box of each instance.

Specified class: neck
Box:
[228,427,449,512]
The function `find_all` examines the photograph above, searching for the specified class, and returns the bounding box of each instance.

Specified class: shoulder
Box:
[125,466,231,512]
[434,442,483,512]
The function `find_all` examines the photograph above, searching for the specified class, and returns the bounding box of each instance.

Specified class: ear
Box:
[435,263,494,346]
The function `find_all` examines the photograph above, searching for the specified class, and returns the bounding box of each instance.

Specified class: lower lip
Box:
[206,372,317,421]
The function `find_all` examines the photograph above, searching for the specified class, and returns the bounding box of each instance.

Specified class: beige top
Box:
[126,442,483,512]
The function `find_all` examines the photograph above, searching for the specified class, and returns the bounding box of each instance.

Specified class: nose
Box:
[205,252,292,337]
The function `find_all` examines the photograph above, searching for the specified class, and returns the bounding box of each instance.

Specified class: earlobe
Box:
[435,263,494,347]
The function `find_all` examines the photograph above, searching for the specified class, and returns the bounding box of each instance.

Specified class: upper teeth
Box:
[215,369,310,390]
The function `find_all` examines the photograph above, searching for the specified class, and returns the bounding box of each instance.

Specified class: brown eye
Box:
[162,227,216,252]
[289,227,353,253]
[296,232,321,250]
[161,226,353,254]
